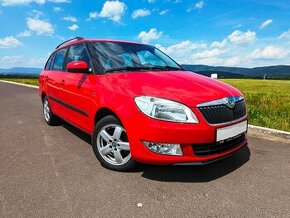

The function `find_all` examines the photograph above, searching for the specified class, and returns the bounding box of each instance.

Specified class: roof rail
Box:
[55,37,84,49]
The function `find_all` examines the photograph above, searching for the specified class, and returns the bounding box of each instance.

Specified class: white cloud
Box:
[0,55,47,68]
[194,48,225,58]
[260,19,273,29]
[187,1,204,12]
[53,7,62,12]
[279,29,290,39]
[0,36,22,48]
[210,30,256,49]
[98,0,126,23]
[193,57,224,66]
[155,27,290,67]
[157,40,198,53]
[16,30,31,37]
[1,0,69,6]
[62,16,77,22]
[228,30,256,44]
[27,18,54,35]
[250,46,288,59]
[132,8,151,19]
[156,40,206,63]
[89,12,98,19]
[194,1,204,9]
[210,39,227,48]
[159,9,169,15]
[224,56,241,66]
[68,24,79,31]
[1,0,44,6]
[138,28,162,43]
[27,9,43,19]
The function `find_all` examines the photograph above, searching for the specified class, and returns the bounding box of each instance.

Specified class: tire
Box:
[92,115,137,171]
[42,96,62,126]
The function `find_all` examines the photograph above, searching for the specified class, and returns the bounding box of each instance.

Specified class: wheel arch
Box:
[94,107,123,125]
[41,92,47,102]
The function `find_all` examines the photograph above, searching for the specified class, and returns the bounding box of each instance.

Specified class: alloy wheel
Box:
[96,124,131,166]
[43,98,51,122]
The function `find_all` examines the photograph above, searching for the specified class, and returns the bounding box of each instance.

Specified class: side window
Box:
[51,48,67,71]
[137,50,166,66]
[45,53,54,70]
[66,43,91,67]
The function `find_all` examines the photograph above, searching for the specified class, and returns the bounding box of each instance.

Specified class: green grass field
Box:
[1,78,290,131]
[1,78,39,86]
[222,79,290,132]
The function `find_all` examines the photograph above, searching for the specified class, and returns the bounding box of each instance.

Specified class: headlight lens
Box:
[134,96,198,123]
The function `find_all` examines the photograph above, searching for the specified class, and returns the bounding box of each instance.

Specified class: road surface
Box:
[0,81,289,217]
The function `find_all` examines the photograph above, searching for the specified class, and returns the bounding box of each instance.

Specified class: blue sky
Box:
[0,0,290,68]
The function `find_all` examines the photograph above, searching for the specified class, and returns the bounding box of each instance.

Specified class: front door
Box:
[58,43,97,133]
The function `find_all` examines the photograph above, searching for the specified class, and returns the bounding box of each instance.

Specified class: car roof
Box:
[55,38,146,51]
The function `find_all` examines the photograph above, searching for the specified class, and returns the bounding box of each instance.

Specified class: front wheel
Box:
[92,115,137,171]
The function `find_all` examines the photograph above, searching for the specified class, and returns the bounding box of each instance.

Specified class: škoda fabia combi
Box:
[39,37,248,171]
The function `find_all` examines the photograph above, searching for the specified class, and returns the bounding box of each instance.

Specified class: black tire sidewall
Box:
[42,96,61,126]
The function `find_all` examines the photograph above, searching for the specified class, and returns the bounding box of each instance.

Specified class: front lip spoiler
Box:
[173,143,247,166]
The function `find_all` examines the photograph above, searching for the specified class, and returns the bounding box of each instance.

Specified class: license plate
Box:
[216,120,247,142]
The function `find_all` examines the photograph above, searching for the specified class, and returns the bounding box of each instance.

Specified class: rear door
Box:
[57,43,97,133]
[45,48,67,115]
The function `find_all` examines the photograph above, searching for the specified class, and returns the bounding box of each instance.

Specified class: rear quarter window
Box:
[44,54,54,70]
[51,48,67,71]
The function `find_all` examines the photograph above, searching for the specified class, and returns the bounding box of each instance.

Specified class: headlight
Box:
[134,96,198,123]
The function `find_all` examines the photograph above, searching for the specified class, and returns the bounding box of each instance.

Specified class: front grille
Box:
[198,100,246,124]
[193,134,245,157]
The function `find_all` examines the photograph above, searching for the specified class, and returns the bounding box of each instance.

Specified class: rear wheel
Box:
[92,115,137,171]
[42,96,62,126]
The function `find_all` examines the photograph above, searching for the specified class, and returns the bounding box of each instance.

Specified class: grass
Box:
[1,78,38,86]
[222,79,290,132]
[1,77,289,131]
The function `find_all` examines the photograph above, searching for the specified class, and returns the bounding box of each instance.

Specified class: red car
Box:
[39,37,248,171]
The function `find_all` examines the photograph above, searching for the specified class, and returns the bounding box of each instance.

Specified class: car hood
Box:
[105,70,243,107]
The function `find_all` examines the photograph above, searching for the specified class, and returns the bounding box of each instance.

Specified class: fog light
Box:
[143,141,183,156]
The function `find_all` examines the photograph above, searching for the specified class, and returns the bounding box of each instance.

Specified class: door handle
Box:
[60,79,65,86]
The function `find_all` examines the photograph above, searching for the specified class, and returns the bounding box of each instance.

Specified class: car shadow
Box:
[61,122,251,182]
[139,146,250,182]
[62,122,92,145]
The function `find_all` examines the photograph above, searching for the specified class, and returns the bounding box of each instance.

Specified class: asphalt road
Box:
[0,81,289,218]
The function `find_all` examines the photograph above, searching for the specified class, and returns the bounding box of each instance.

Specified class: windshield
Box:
[91,42,182,73]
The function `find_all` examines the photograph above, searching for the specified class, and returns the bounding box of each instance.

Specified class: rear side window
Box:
[45,54,54,70]
[66,43,91,66]
[51,48,67,71]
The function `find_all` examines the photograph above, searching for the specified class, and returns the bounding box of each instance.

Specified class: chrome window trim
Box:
[196,96,244,108]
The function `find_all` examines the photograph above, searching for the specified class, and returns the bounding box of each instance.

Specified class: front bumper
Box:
[123,107,248,165]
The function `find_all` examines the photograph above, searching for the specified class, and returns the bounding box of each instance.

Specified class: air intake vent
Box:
[198,99,246,124]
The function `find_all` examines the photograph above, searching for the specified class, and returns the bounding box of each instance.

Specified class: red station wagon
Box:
[39,37,248,171]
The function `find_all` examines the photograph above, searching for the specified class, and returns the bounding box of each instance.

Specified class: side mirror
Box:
[67,61,89,73]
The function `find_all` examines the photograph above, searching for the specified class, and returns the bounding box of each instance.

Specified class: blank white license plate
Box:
[216,120,247,142]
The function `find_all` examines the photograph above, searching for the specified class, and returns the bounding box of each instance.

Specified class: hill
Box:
[182,64,290,79]
[0,67,42,75]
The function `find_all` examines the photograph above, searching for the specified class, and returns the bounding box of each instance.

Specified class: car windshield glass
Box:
[91,42,183,73]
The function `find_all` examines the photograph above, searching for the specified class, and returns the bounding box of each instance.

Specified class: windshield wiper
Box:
[104,66,150,73]
[104,66,184,73]
[150,66,184,71]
